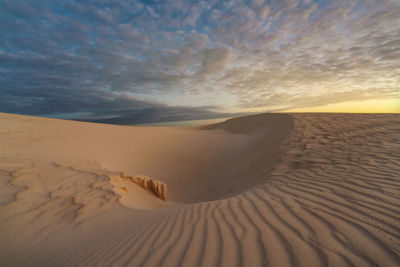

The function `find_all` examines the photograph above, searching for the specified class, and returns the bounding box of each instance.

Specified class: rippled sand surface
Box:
[1,112,399,266]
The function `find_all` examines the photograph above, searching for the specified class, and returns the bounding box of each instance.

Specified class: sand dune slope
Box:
[0,113,399,266]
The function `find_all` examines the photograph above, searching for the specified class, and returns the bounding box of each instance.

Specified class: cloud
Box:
[197,47,232,76]
[0,86,234,124]
[0,0,399,124]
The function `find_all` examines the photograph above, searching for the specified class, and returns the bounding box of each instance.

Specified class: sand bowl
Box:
[107,113,294,208]
[1,112,399,266]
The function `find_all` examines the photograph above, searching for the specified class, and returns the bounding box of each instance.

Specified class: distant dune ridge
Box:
[0,112,400,266]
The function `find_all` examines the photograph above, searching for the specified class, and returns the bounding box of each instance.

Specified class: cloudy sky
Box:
[1,0,399,124]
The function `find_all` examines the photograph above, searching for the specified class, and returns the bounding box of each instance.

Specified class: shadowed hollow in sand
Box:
[1,112,399,266]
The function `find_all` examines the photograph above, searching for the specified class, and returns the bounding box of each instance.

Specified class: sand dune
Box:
[1,112,399,266]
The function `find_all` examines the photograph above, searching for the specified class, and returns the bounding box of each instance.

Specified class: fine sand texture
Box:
[0,112,399,266]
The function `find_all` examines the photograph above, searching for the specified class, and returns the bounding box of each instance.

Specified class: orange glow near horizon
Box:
[284,98,400,113]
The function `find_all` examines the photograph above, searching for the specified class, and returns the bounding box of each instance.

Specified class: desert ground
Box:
[0,112,399,266]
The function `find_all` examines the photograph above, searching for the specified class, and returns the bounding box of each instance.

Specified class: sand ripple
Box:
[1,113,399,266]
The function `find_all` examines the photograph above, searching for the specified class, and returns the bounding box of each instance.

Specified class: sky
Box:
[1,0,399,124]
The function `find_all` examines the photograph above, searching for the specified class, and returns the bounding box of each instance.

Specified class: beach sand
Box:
[1,112,399,266]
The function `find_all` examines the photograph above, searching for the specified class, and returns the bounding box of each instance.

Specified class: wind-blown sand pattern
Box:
[1,112,399,266]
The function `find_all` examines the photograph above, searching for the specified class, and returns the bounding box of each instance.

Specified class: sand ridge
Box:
[0,112,399,266]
